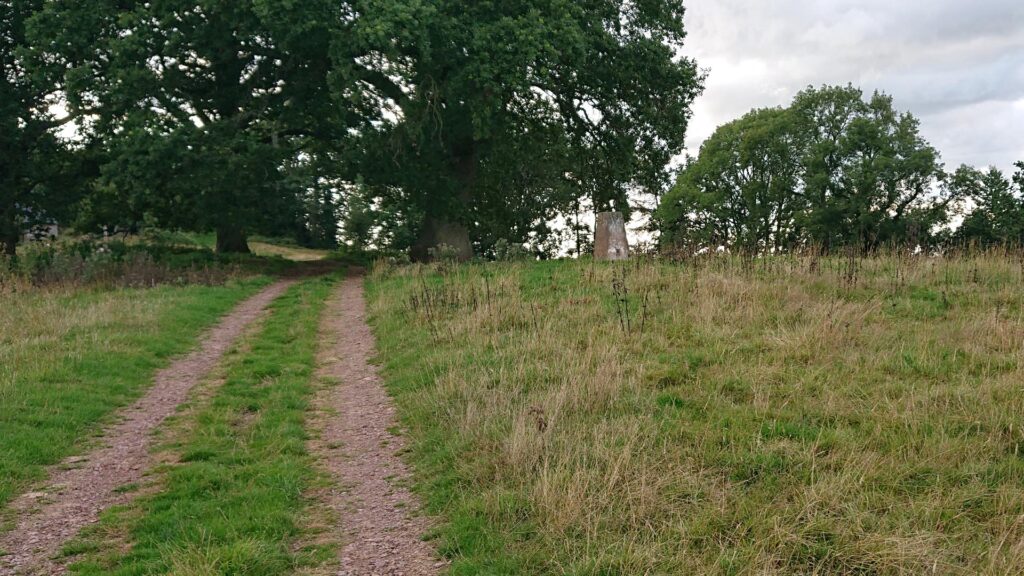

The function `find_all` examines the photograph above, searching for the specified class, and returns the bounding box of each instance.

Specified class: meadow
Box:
[0,278,269,512]
[367,252,1024,574]
[3,244,1023,575]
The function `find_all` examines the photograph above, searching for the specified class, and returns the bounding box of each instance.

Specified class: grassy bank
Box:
[65,275,336,575]
[0,278,270,511]
[368,254,1024,574]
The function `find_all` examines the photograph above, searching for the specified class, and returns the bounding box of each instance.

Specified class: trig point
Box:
[594,211,629,261]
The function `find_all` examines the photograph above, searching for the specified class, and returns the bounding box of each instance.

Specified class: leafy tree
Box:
[1,0,84,258]
[951,163,1024,246]
[655,107,801,252]
[347,0,704,259]
[341,187,376,251]
[792,86,949,251]
[28,0,350,252]
[279,151,343,249]
[658,85,953,253]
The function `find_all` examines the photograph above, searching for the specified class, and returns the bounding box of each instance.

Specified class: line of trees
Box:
[655,85,1024,253]
[3,0,705,259]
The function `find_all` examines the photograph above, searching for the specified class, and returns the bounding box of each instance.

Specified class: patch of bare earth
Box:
[308,277,443,576]
[0,280,294,576]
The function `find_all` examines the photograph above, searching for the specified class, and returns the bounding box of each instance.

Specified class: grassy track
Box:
[0,279,269,511]
[248,242,330,262]
[367,255,1024,574]
[65,275,336,575]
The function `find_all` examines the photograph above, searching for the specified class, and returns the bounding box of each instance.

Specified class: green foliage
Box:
[27,0,350,252]
[0,0,88,257]
[951,163,1024,246]
[0,236,293,289]
[656,107,800,251]
[342,187,376,251]
[792,86,950,250]
[428,243,462,265]
[348,0,704,258]
[492,238,531,262]
[657,85,954,253]
[18,0,705,260]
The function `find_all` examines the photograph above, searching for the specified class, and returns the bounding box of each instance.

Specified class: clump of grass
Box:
[0,277,270,511]
[63,276,336,575]
[368,251,1024,574]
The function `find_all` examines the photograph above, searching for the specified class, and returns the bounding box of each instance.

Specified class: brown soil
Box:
[309,277,443,576]
[0,280,294,575]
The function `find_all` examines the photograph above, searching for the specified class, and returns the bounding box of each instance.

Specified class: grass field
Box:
[63,275,336,575]
[367,253,1024,574]
[248,242,331,262]
[0,278,270,512]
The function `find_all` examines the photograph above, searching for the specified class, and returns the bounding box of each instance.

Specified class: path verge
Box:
[0,279,294,575]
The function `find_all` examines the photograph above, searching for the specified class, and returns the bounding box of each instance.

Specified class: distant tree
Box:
[29,0,351,252]
[0,0,84,258]
[341,188,376,252]
[347,0,704,259]
[951,164,1024,246]
[655,108,801,252]
[658,85,954,252]
[279,151,342,249]
[792,86,950,251]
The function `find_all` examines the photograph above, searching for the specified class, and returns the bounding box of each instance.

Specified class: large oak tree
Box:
[29,0,350,252]
[347,0,704,259]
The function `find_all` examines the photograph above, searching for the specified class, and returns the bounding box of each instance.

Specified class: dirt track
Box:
[0,280,294,575]
[309,277,442,576]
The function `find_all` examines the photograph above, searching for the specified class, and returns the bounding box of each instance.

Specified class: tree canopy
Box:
[1,0,85,257]
[5,2,1020,259]
[656,85,958,253]
[10,0,704,257]
[951,162,1024,247]
[346,0,704,259]
[27,0,352,252]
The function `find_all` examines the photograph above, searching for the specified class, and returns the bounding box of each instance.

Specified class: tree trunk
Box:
[2,233,17,260]
[411,145,476,262]
[411,217,473,262]
[215,225,251,254]
[1,213,18,261]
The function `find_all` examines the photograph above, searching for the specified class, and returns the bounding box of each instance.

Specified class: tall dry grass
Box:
[368,251,1024,574]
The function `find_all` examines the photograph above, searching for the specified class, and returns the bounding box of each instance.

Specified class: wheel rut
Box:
[0,280,294,575]
[309,277,442,576]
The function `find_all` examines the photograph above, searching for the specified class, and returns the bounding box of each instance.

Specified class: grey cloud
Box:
[681,0,1024,172]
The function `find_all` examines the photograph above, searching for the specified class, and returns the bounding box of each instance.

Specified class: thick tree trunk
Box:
[411,217,473,262]
[411,146,476,262]
[2,233,17,260]
[215,225,251,254]
[1,211,19,260]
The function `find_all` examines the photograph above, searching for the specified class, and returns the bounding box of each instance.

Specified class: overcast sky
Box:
[679,0,1024,174]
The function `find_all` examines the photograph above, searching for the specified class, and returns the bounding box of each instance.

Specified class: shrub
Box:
[1,237,247,292]
[493,238,530,262]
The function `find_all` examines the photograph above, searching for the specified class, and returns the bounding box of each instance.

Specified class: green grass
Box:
[0,278,270,512]
[64,275,336,575]
[367,254,1024,574]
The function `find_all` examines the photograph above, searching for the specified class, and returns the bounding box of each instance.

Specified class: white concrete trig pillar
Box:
[594,211,629,261]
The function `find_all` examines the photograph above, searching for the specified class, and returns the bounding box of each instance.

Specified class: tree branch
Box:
[360,69,408,107]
